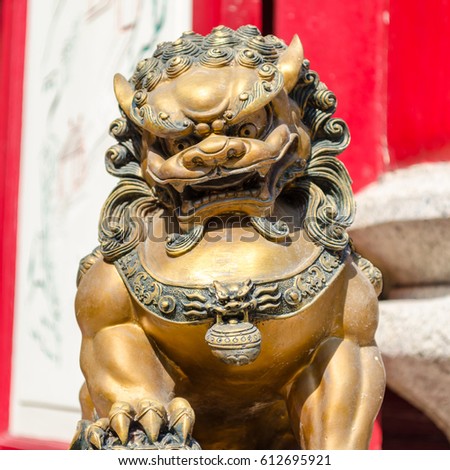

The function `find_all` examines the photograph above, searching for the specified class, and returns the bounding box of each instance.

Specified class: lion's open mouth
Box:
[180,173,265,214]
[175,133,299,222]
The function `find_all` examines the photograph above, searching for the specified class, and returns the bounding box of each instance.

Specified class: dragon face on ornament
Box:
[71,26,385,451]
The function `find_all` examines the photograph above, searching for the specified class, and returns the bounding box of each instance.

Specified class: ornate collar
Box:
[115,246,347,324]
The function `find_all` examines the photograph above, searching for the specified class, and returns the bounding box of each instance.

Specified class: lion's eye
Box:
[162,136,197,156]
[232,107,270,139]
[238,123,258,138]
[174,138,193,152]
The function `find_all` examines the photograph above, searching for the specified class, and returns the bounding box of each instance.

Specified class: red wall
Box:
[193,0,262,34]
[0,0,72,450]
[388,0,450,166]
[274,0,389,191]
[0,0,27,445]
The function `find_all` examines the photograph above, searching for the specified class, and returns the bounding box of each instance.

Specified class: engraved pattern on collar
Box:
[115,248,347,323]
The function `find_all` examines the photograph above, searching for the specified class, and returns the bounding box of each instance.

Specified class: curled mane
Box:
[289,60,355,251]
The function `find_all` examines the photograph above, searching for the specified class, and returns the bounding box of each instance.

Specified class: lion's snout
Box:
[182,136,246,170]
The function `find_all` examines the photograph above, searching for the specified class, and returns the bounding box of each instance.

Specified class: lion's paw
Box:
[70,398,200,450]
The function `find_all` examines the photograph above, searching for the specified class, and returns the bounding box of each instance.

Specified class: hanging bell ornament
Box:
[205,319,261,366]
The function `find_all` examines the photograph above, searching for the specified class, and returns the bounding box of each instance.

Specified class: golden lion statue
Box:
[70,25,385,450]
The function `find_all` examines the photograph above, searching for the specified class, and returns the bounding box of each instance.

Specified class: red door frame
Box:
[0,0,28,449]
[193,0,262,34]
[0,0,66,450]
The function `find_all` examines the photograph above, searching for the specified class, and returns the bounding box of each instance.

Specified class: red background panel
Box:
[0,0,66,450]
[193,0,262,35]
[0,0,27,443]
[192,0,221,35]
[274,0,389,191]
[387,1,450,166]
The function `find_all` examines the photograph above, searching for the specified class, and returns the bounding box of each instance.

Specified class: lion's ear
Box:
[114,73,135,118]
[277,35,304,94]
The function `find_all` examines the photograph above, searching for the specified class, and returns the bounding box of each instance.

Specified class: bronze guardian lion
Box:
[70,26,385,450]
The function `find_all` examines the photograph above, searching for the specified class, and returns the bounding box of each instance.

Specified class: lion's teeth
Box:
[257,167,269,177]
[183,200,194,213]
[187,187,261,209]
[259,186,270,200]
[171,182,187,193]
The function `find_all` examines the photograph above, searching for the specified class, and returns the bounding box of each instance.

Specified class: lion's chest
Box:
[114,230,348,383]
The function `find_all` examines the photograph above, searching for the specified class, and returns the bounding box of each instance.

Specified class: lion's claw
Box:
[71,398,198,449]
[168,397,195,444]
[135,399,167,443]
[87,418,109,449]
[109,401,134,445]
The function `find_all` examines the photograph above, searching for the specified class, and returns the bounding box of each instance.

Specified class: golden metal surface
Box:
[70,25,385,450]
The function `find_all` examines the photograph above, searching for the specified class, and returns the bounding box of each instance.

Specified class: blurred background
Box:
[0,0,449,449]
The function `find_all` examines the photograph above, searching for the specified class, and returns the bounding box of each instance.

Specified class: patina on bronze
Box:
[70,25,386,450]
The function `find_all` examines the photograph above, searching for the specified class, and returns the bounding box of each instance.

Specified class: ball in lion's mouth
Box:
[205,320,261,366]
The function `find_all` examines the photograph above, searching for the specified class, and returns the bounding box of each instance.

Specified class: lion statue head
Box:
[99,25,354,259]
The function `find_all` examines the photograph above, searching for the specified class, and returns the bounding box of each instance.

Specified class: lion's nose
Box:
[197,136,227,154]
[182,137,246,169]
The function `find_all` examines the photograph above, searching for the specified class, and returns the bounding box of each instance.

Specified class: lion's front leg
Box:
[287,337,385,449]
[71,260,198,449]
[286,267,385,449]
[81,324,196,446]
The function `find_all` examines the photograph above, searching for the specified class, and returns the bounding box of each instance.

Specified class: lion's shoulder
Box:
[75,253,135,338]
[340,257,381,346]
